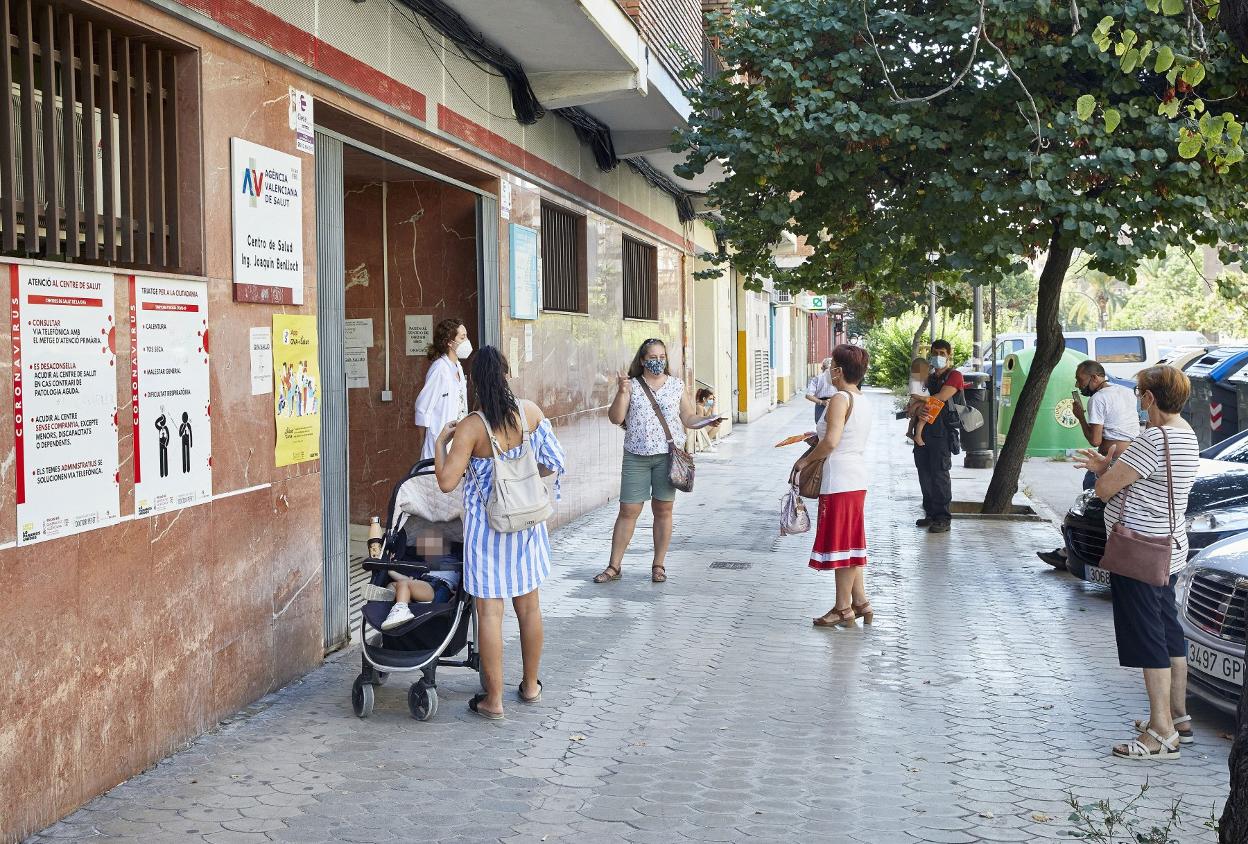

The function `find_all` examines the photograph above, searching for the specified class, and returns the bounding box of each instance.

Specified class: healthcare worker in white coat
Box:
[415,317,471,461]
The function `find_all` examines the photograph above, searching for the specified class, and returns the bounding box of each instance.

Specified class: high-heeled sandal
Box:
[813,607,857,628]
[852,601,874,625]
[592,565,621,584]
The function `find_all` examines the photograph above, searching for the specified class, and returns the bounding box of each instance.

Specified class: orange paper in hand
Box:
[775,433,813,447]
[922,397,945,424]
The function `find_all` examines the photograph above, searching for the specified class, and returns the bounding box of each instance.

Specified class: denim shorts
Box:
[620,451,676,503]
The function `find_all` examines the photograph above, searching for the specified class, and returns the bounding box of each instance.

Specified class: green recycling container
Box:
[996,347,1091,457]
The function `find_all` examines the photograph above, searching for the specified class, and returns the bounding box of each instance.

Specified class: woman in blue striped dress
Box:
[434,346,566,720]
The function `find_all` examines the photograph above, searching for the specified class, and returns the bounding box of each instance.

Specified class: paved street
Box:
[29,393,1233,844]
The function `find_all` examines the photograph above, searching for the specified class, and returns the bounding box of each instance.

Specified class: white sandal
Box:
[1132,714,1194,744]
[1112,727,1181,761]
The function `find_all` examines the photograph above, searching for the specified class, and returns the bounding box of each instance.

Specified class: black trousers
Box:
[914,440,953,523]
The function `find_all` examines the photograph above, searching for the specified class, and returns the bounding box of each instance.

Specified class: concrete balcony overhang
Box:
[435,0,720,194]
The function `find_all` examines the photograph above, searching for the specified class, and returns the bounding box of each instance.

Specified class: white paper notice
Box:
[131,277,213,518]
[508,337,521,376]
[405,314,433,356]
[250,327,272,395]
[344,318,374,349]
[289,87,314,155]
[345,350,369,389]
[11,265,120,546]
[500,180,512,221]
[231,137,304,305]
[524,324,534,363]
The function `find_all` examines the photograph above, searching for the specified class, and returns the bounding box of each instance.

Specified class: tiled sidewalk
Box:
[27,393,1233,843]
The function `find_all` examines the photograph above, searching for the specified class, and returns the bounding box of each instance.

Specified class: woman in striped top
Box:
[434,346,566,720]
[1076,365,1200,761]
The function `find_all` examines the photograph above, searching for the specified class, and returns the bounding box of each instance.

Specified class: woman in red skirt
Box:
[793,344,872,628]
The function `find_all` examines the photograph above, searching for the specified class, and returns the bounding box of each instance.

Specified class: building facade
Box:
[0,0,722,838]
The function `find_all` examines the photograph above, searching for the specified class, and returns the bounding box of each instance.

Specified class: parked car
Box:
[985,330,1207,387]
[1178,533,1248,713]
[1061,431,1248,585]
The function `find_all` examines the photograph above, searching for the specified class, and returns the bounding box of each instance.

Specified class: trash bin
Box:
[996,347,1091,457]
[1182,346,1248,449]
[1225,359,1248,443]
[961,371,994,468]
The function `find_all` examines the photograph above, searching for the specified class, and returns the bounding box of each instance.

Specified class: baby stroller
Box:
[350,459,482,721]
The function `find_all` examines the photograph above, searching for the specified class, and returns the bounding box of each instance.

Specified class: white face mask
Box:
[930,355,948,370]
[455,339,473,360]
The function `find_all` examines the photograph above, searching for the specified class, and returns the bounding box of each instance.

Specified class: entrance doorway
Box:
[314,124,498,652]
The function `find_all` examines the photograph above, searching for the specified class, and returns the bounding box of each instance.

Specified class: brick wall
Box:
[616,0,704,83]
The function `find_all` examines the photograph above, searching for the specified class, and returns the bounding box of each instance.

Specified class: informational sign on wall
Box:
[345,349,369,389]
[509,223,540,320]
[405,314,432,356]
[272,314,320,466]
[249,327,272,395]
[289,87,314,155]
[231,137,304,305]
[10,265,120,546]
[344,318,373,349]
[130,276,212,517]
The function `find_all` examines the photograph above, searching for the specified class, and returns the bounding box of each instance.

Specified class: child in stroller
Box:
[380,527,461,629]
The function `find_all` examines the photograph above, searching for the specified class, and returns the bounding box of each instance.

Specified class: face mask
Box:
[643,359,666,376]
[707,399,715,408]
[930,355,947,370]
[455,339,473,359]
[1079,385,1095,397]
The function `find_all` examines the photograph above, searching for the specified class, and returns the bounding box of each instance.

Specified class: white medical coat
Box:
[414,355,468,461]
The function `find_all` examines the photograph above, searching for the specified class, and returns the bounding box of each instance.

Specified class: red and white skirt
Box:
[809,490,868,570]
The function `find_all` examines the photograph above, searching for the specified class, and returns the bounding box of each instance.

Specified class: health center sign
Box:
[131,276,212,517]
[10,265,120,546]
[231,137,304,305]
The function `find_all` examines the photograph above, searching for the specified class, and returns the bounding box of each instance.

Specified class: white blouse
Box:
[624,377,686,456]
[414,355,468,461]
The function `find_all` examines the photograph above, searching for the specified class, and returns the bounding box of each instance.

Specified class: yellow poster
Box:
[272,314,320,467]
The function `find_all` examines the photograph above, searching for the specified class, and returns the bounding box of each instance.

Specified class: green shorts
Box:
[620,451,676,503]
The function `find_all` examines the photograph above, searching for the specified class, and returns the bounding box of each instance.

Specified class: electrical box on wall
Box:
[380,390,393,402]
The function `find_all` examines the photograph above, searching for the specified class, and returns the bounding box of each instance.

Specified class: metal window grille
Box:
[1,0,183,268]
[753,349,768,398]
[622,234,657,321]
[540,201,586,313]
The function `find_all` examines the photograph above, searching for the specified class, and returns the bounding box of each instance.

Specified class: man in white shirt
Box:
[805,358,837,423]
[1038,360,1141,570]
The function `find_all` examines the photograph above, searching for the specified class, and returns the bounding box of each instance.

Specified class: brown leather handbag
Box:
[1098,427,1179,588]
[793,391,854,500]
[636,378,695,493]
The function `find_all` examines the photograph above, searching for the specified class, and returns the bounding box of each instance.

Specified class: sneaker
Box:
[916,518,932,527]
[928,522,951,534]
[381,603,414,630]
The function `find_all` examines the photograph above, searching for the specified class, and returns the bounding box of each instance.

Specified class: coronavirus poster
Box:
[272,314,320,467]
[131,276,212,517]
[10,264,120,546]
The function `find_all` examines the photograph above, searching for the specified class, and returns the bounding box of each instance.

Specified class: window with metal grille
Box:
[0,0,194,271]
[622,234,657,321]
[753,349,769,398]
[540,201,586,313]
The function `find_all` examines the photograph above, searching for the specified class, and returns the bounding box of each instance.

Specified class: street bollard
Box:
[962,371,994,469]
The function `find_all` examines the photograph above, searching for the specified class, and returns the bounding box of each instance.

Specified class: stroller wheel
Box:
[352,675,375,718]
[409,681,438,721]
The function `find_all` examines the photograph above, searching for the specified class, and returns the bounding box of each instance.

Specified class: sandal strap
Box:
[1147,728,1180,750]
[1173,714,1192,726]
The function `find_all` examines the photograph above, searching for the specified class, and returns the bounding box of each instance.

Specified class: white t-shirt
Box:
[1103,425,1200,574]
[1087,383,1139,443]
[815,391,871,494]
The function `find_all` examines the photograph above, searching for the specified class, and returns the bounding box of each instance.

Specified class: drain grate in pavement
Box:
[710,561,751,570]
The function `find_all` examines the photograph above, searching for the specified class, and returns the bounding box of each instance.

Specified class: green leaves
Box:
[1178,129,1203,159]
[1104,108,1122,133]
[1076,95,1097,121]
[1154,46,1175,72]
[1161,0,1184,14]
[1181,61,1206,86]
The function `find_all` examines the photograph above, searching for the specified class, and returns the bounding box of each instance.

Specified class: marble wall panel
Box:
[343,177,478,524]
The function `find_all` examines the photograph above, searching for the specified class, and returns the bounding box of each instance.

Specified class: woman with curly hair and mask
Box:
[414,317,472,461]
[592,338,719,585]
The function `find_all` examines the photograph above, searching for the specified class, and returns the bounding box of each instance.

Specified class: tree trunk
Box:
[911,312,930,364]
[1220,639,1248,842]
[982,228,1073,513]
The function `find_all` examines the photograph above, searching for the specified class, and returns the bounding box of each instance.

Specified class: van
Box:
[982,330,1207,384]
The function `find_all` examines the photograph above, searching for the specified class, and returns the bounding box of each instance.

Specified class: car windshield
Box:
[1215,435,1248,465]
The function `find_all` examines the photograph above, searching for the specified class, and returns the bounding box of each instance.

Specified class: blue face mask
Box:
[643,359,666,375]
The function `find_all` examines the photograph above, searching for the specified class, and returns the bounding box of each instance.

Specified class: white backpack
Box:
[474,408,552,533]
